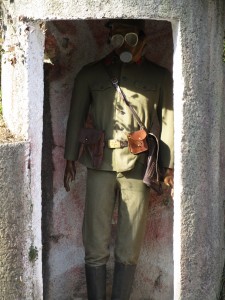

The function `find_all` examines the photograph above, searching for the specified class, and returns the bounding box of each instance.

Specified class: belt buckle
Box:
[108,140,120,148]
[107,139,127,148]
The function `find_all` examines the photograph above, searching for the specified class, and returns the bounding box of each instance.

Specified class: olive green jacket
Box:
[64,54,174,172]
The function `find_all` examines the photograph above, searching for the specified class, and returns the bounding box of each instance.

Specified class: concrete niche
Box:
[42,19,174,300]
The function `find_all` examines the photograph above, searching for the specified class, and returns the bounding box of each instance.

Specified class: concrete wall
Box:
[1,0,225,299]
[1,12,45,299]
[0,142,33,299]
[172,5,225,299]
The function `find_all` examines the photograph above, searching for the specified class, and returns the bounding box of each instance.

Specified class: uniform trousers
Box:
[82,162,150,267]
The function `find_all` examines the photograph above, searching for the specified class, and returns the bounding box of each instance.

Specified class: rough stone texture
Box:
[0,142,33,299]
[1,0,225,300]
[26,21,45,300]
[173,3,225,299]
[1,13,45,300]
[1,18,29,139]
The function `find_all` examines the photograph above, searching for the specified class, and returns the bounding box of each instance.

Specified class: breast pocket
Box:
[134,81,157,93]
[91,82,113,92]
[91,81,115,101]
[132,81,157,105]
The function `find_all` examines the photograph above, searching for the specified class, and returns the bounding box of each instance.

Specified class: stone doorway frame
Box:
[1,1,225,298]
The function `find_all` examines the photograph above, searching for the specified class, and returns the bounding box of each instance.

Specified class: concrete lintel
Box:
[1,0,181,21]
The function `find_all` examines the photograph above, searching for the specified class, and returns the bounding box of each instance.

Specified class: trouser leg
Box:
[85,264,106,300]
[83,164,149,299]
[83,169,117,299]
[112,162,149,299]
[83,168,117,266]
[115,162,149,265]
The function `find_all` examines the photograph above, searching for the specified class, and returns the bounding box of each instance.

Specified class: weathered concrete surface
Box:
[0,142,33,299]
[172,4,225,299]
[1,14,45,299]
[1,0,225,299]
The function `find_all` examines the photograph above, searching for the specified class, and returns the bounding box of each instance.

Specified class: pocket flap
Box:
[91,82,112,91]
[79,128,104,144]
[127,129,147,141]
[134,81,157,91]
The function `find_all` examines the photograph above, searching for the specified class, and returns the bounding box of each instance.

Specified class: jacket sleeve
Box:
[157,69,174,169]
[64,67,91,161]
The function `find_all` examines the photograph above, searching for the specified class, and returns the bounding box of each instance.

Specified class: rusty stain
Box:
[45,33,59,61]
[9,55,17,66]
[45,27,77,80]
[87,20,109,48]
[144,186,173,242]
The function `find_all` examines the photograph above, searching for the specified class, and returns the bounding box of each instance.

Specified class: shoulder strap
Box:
[103,64,147,131]
[111,77,147,131]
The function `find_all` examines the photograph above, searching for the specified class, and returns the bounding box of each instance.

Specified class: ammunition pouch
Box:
[127,129,148,154]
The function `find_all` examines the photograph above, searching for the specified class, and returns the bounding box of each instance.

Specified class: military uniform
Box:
[65,53,173,267]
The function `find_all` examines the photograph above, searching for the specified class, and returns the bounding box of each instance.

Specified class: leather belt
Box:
[107,139,128,149]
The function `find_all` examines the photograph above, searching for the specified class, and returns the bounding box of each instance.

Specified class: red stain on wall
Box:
[45,22,78,81]
[145,21,173,71]
[87,20,109,48]
[45,32,59,61]
[52,20,77,35]
[145,187,173,242]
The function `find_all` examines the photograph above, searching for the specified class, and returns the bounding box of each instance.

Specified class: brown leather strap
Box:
[111,77,147,131]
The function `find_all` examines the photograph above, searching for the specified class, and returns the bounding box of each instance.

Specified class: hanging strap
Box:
[104,64,161,138]
[103,64,163,192]
[103,62,147,131]
[110,77,148,131]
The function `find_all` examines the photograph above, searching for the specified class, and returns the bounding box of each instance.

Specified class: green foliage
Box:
[28,245,38,262]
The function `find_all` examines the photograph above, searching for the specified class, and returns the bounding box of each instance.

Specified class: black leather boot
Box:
[111,262,136,300]
[85,264,106,300]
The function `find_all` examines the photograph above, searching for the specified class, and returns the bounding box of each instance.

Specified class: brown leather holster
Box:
[79,128,105,169]
[143,114,162,195]
[143,133,162,194]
